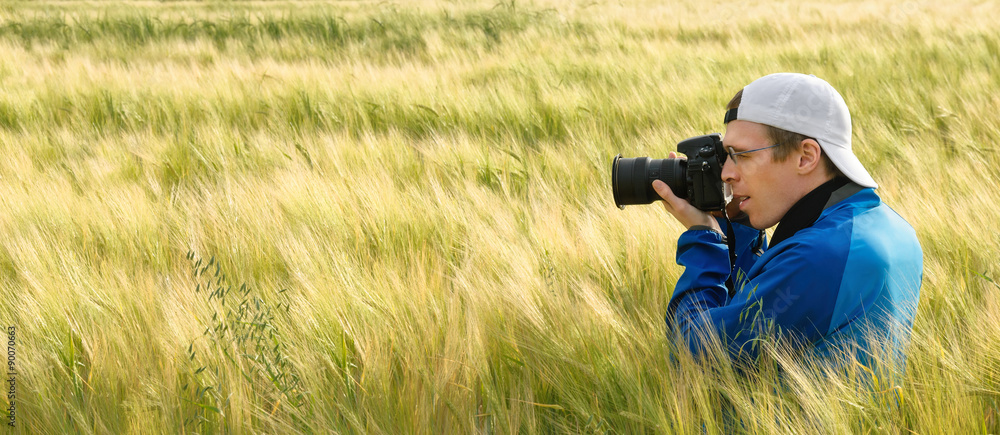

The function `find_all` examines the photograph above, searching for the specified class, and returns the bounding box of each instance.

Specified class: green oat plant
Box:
[181,251,306,432]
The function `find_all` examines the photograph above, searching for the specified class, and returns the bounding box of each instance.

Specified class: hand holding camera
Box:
[650,153,722,232]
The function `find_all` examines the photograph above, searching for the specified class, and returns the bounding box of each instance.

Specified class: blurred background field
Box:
[0,0,998,433]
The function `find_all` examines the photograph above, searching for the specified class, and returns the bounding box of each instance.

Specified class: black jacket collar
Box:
[770,177,860,247]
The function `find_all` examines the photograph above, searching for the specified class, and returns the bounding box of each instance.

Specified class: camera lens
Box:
[612,155,687,209]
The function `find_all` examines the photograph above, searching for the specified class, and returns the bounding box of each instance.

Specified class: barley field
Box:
[1,0,998,433]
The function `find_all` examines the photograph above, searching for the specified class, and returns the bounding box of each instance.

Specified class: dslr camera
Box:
[612,133,728,211]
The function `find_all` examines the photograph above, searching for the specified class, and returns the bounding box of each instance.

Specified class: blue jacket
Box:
[666,183,923,368]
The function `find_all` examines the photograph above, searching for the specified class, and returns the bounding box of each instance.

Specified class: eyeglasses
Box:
[725,143,780,165]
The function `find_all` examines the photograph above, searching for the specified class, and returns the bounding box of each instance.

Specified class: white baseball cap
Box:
[724,73,878,188]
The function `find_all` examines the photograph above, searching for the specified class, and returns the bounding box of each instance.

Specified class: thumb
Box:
[652,180,686,209]
[652,179,677,201]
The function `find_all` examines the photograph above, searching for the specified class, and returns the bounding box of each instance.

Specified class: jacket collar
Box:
[770,177,863,247]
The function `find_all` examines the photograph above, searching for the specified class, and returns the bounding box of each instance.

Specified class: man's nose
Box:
[721,158,737,183]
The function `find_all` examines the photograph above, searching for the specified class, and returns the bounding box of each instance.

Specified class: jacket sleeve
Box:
[666,229,845,362]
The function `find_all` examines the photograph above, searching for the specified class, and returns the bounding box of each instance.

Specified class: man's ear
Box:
[797,139,823,174]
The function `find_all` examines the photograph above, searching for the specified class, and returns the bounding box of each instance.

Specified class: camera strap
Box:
[724,218,738,298]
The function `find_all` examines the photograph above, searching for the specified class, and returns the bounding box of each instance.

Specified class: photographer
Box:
[654,73,923,369]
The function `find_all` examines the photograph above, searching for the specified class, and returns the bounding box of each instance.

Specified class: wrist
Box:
[685,215,722,233]
[688,224,725,238]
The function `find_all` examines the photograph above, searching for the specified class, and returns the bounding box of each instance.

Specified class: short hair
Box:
[727,89,844,177]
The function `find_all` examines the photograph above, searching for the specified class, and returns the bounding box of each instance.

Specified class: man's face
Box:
[721,120,803,230]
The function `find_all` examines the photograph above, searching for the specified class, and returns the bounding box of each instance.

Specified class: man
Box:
[653,73,922,370]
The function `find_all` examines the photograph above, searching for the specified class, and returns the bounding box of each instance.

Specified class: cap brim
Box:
[823,143,878,188]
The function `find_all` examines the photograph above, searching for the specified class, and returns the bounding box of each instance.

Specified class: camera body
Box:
[612,133,727,211]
